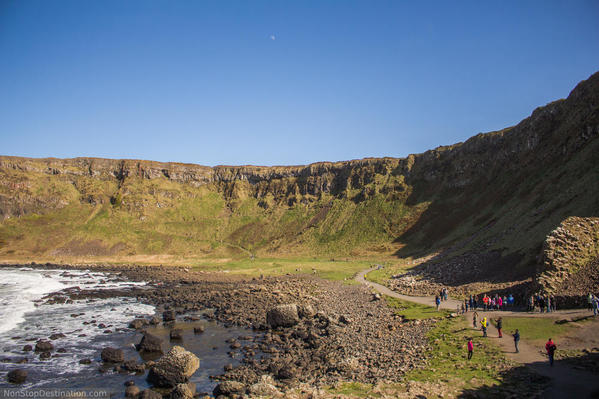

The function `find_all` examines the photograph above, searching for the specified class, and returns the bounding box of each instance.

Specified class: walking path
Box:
[356,266,599,398]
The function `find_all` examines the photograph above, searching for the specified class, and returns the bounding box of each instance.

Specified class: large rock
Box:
[138,389,162,399]
[7,369,27,384]
[136,333,164,353]
[163,310,176,322]
[248,375,281,397]
[35,340,54,352]
[129,319,148,329]
[125,385,140,398]
[266,304,299,328]
[213,381,245,397]
[169,382,195,399]
[101,347,124,363]
[147,346,199,388]
[297,304,316,319]
[170,329,183,340]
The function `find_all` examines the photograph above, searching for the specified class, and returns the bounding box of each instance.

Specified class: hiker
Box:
[545,338,557,367]
[512,329,520,353]
[495,317,503,338]
[464,299,469,313]
[483,295,489,311]
[589,293,594,311]
[435,295,441,310]
[593,296,599,316]
[480,317,488,337]
[439,289,444,302]
[472,311,479,328]
[508,294,514,309]
[546,296,552,313]
[467,337,473,360]
[528,295,534,312]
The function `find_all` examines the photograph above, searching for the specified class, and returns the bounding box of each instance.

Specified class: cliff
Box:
[1,71,598,287]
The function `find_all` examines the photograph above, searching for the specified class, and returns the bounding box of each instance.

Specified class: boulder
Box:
[7,369,27,384]
[101,347,124,363]
[136,333,164,353]
[22,345,32,352]
[248,375,281,397]
[213,381,245,397]
[123,360,145,373]
[125,385,140,398]
[193,326,205,334]
[169,383,196,399]
[266,304,299,328]
[79,358,92,365]
[147,346,199,388]
[39,352,51,360]
[163,310,176,322]
[49,333,66,340]
[35,340,54,352]
[170,329,183,340]
[297,304,316,319]
[149,316,161,325]
[138,389,162,399]
[129,319,148,329]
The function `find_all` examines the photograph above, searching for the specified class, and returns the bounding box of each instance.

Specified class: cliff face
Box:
[0,71,598,284]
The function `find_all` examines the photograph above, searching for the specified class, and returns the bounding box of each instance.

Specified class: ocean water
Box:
[0,267,260,396]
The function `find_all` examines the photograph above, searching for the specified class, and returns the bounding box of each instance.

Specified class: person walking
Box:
[512,329,520,353]
[472,311,479,328]
[593,296,599,316]
[495,317,503,338]
[528,295,534,312]
[589,293,594,311]
[435,295,441,311]
[467,337,474,360]
[480,317,488,337]
[545,338,557,367]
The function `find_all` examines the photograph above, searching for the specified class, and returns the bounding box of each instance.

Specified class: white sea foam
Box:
[0,267,155,387]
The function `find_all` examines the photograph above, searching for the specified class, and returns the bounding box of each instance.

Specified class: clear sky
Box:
[1,1,598,166]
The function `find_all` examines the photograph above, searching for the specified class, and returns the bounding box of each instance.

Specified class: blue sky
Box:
[1,1,598,166]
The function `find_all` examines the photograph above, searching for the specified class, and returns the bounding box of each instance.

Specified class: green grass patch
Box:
[190,257,372,282]
[327,382,380,397]
[495,317,574,345]
[405,317,508,390]
[385,296,450,320]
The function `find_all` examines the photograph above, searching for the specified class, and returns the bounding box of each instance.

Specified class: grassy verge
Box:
[385,295,450,320]
[190,257,373,281]
[493,317,574,346]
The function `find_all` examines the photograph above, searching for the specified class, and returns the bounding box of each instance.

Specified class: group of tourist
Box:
[466,314,558,368]
[527,293,557,313]
[457,293,515,314]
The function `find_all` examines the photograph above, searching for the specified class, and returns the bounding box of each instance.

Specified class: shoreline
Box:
[1,263,436,396]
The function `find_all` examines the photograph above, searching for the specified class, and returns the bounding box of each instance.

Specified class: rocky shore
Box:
[2,263,436,397]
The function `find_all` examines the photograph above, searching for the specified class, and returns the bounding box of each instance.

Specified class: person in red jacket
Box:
[545,338,557,367]
[467,337,473,360]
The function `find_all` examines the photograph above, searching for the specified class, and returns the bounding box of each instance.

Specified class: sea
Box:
[0,267,258,396]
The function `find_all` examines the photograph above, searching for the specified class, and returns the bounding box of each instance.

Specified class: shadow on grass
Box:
[458,353,599,399]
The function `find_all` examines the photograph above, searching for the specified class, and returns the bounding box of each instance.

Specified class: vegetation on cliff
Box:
[1,71,598,288]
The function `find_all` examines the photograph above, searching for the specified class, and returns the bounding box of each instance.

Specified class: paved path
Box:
[355,267,462,310]
[356,267,599,398]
